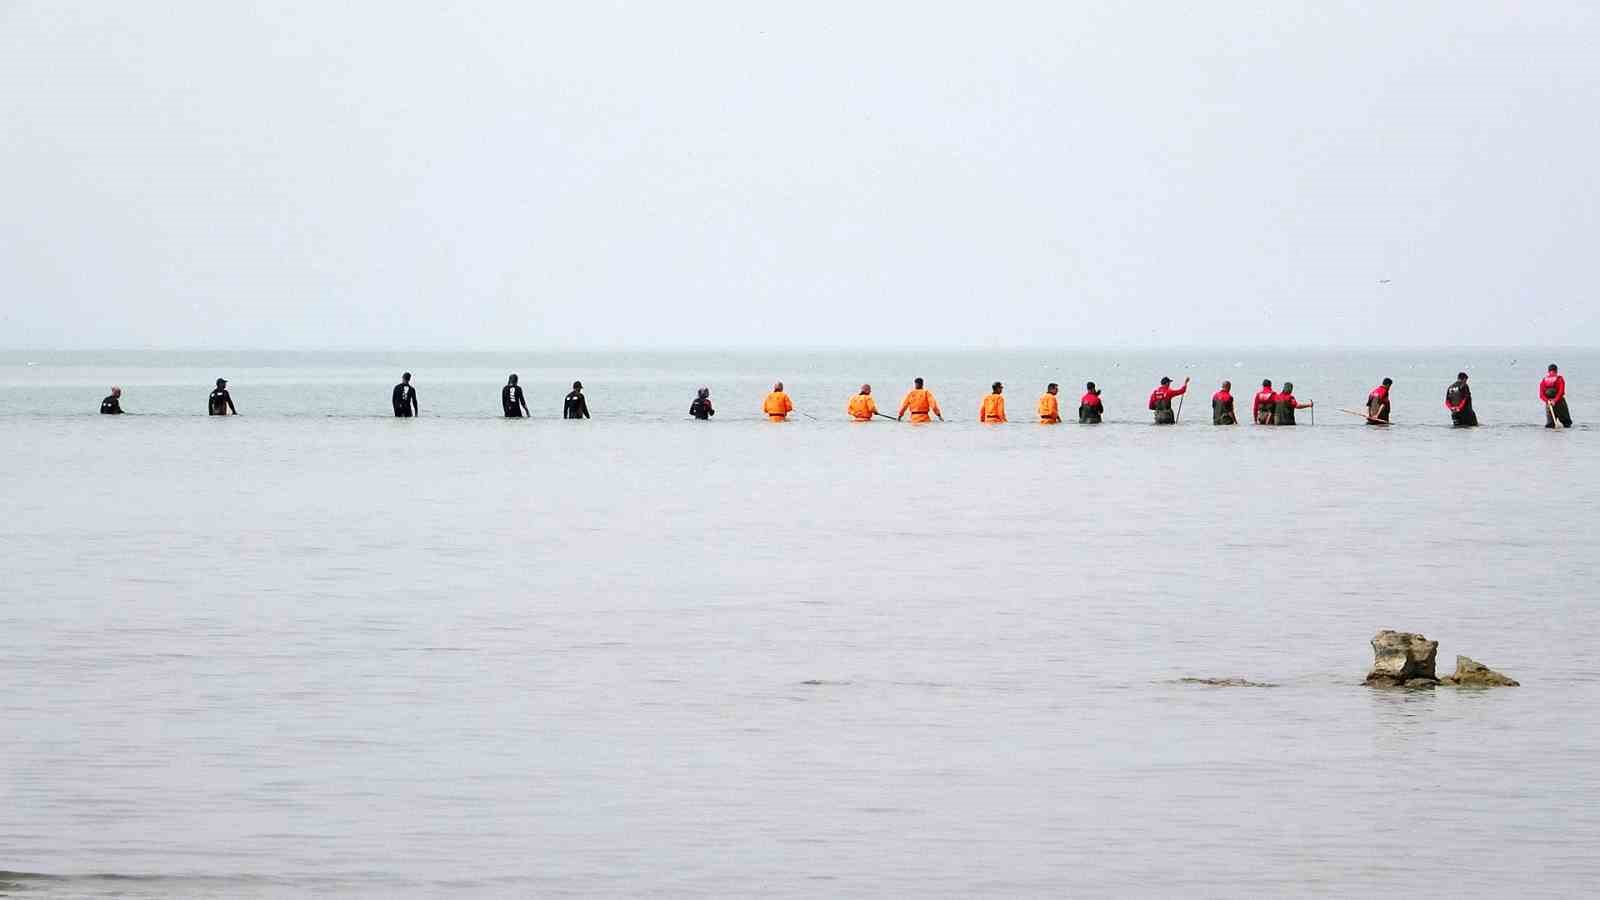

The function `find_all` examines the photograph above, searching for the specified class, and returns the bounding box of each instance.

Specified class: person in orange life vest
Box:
[1038,383,1063,423]
[1211,380,1237,425]
[1366,378,1393,424]
[897,378,943,423]
[848,385,878,421]
[979,382,1007,423]
[1149,376,1188,425]
[1253,379,1277,425]
[763,382,794,421]
[1541,363,1572,428]
[1078,382,1104,424]
[1273,381,1313,425]
[1445,372,1477,427]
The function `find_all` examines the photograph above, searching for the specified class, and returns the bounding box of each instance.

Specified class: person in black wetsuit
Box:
[392,372,419,417]
[690,387,714,420]
[1445,372,1477,427]
[100,387,123,415]
[208,378,237,416]
[502,374,529,418]
[563,381,590,419]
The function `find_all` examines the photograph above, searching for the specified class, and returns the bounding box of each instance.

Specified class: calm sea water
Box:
[2,350,1597,897]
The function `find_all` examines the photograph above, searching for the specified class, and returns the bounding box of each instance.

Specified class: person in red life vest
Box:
[1541,363,1572,428]
[1078,382,1104,424]
[1148,376,1188,425]
[1211,380,1238,425]
[1273,381,1313,425]
[1252,379,1277,425]
[1366,377,1393,424]
[1445,372,1477,427]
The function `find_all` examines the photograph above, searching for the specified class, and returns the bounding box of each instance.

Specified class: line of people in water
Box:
[97,366,1578,428]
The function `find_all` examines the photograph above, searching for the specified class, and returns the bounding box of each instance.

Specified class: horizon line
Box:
[2,344,1596,355]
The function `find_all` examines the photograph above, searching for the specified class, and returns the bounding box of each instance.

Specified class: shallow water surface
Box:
[2,350,1597,896]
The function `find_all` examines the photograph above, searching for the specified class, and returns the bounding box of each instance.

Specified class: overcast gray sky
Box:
[2,1,1596,349]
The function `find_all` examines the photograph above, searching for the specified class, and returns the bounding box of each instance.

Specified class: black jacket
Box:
[563,391,590,419]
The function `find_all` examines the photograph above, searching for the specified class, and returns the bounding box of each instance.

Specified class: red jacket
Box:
[1253,389,1276,418]
[1149,384,1187,407]
[1541,374,1566,403]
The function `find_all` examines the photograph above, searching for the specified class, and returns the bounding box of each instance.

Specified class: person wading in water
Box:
[1366,378,1392,425]
[1273,382,1312,425]
[563,381,590,419]
[1445,372,1477,427]
[208,379,237,416]
[1253,380,1276,425]
[1078,382,1104,424]
[897,378,942,423]
[979,382,1007,423]
[1149,376,1188,425]
[392,372,419,417]
[502,375,529,418]
[1211,381,1237,425]
[848,385,878,421]
[690,387,714,420]
[763,382,794,421]
[1541,364,1572,428]
[1038,383,1063,424]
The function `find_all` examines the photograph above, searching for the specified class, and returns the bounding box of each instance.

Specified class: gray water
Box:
[3,350,1597,897]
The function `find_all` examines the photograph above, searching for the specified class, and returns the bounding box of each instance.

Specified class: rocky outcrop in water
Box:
[1439,656,1519,687]
[1365,633,1520,688]
[1365,630,1439,687]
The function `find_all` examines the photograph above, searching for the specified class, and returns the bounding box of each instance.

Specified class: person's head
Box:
[991,381,1003,394]
[401,372,411,383]
[1457,372,1468,382]
[215,378,227,388]
[572,380,582,391]
[1086,381,1097,393]
[1548,363,1559,374]
[1047,382,1058,394]
[1220,380,1232,392]
[913,377,924,388]
[1261,379,1272,389]
[860,384,871,395]
[508,374,519,385]
[773,381,784,392]
[1382,377,1392,387]
[1282,381,1295,393]
[110,386,121,398]
[697,387,709,399]
[1160,376,1172,386]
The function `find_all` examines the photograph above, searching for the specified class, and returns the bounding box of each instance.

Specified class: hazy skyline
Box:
[3,1,1596,349]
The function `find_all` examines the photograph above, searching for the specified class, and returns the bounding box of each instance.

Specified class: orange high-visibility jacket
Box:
[899,388,941,423]
[980,394,1007,423]
[763,392,794,421]
[1038,393,1060,423]
[847,394,877,420]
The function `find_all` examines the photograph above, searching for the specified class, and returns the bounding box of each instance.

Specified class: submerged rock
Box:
[1175,677,1278,688]
[1440,656,1519,687]
[1365,630,1439,687]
